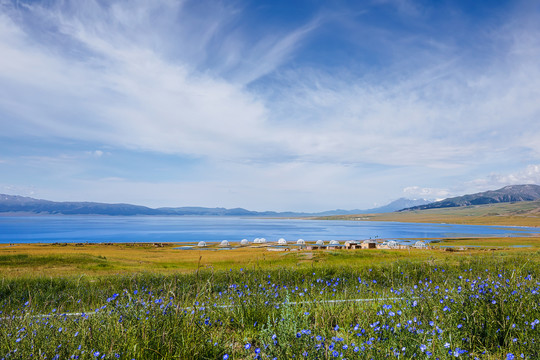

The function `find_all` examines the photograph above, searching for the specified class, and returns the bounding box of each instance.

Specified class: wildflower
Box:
[223,354,229,360]
[506,354,515,360]
[244,343,251,350]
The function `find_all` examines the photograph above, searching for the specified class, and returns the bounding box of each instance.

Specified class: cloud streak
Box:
[1,0,540,209]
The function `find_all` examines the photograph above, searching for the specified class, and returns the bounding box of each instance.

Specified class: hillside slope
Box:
[316,200,540,227]
[402,184,540,211]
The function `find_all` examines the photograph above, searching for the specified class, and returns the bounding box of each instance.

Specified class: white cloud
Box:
[469,165,540,190]
[2,0,540,169]
[1,1,540,210]
[402,186,450,200]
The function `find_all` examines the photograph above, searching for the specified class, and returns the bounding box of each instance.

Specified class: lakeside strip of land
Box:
[312,201,540,227]
[1,236,538,277]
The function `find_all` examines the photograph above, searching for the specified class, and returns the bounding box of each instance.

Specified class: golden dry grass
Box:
[0,243,289,276]
[1,240,539,278]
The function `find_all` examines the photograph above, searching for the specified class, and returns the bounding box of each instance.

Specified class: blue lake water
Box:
[0,216,538,244]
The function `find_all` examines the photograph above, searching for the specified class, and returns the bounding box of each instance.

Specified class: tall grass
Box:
[1,254,539,359]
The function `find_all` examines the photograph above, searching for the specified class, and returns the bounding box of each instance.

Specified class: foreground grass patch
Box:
[1,254,539,359]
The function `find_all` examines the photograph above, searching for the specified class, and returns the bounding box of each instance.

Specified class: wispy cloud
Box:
[1,0,540,209]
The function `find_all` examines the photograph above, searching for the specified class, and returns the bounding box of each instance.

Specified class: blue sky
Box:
[1,0,540,211]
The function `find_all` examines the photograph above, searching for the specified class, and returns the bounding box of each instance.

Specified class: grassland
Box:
[315,200,540,226]
[1,252,539,359]
[1,209,540,359]
[0,239,539,277]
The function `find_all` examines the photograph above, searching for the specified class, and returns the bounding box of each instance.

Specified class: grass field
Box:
[0,239,539,277]
[1,210,540,359]
[1,252,539,359]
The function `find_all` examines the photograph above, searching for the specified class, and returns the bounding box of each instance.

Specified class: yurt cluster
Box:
[193,238,429,251]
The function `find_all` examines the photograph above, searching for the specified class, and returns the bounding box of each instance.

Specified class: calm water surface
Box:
[0,216,538,244]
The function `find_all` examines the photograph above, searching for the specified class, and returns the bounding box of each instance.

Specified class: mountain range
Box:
[3,184,537,216]
[401,184,540,211]
[0,194,431,217]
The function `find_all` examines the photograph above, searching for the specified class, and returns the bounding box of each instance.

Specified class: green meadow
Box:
[1,244,539,359]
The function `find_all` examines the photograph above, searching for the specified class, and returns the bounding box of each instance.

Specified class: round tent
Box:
[197,241,207,247]
[277,238,287,245]
[240,239,249,246]
[220,240,230,247]
[296,239,306,245]
[414,240,427,248]
[387,240,398,248]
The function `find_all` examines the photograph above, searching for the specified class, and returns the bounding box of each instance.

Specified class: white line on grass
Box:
[0,296,417,321]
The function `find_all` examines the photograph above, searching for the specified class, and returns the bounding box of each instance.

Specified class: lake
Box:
[0,216,538,244]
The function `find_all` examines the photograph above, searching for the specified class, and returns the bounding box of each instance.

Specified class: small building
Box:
[345,240,361,249]
[307,239,325,250]
[378,240,399,249]
[361,240,377,249]
[197,241,207,247]
[277,238,287,245]
[240,239,249,246]
[327,240,344,250]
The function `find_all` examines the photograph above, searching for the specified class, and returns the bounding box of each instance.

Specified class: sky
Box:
[1,0,540,212]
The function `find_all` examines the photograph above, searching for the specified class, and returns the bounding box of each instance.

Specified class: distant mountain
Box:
[401,184,540,211]
[0,194,159,215]
[363,198,434,213]
[0,194,428,216]
[315,198,433,215]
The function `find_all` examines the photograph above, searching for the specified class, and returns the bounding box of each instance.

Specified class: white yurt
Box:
[240,239,249,246]
[277,238,287,245]
[296,239,306,245]
[329,240,340,245]
[316,239,324,246]
[197,241,207,247]
[414,240,427,248]
[220,240,230,247]
[387,240,398,248]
